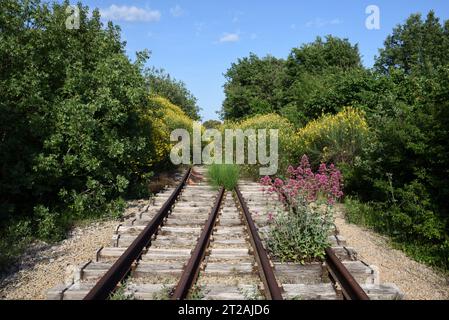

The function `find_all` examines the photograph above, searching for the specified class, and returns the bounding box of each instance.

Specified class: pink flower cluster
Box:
[261,155,344,206]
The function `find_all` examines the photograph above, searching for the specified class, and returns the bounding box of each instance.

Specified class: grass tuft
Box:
[207,164,240,190]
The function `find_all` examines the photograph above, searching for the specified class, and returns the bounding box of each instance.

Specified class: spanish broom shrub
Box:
[296,107,370,167]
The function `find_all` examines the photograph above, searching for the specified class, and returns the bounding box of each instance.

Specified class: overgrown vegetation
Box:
[109,282,134,300]
[296,107,370,167]
[0,0,197,271]
[239,285,262,300]
[188,285,207,300]
[267,203,333,263]
[262,156,340,263]
[207,164,240,190]
[344,197,449,271]
[222,11,449,271]
[212,114,298,178]
[152,282,175,300]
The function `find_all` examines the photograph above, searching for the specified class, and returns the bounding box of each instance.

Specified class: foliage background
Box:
[220,12,449,271]
[0,0,197,269]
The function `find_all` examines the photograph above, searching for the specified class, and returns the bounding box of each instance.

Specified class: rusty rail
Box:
[172,187,225,300]
[84,167,192,300]
[325,247,370,300]
[235,187,283,300]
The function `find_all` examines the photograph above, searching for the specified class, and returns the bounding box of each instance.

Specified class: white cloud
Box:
[170,5,184,17]
[306,18,342,28]
[219,33,240,43]
[100,5,161,22]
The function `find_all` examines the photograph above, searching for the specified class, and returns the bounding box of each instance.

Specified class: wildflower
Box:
[260,154,344,208]
[273,178,284,187]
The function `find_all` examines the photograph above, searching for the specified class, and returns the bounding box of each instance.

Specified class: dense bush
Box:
[1,0,150,242]
[144,96,194,168]
[0,1,196,269]
[344,197,449,269]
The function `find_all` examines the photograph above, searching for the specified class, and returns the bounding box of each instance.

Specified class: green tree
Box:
[282,36,363,125]
[145,67,201,120]
[221,53,286,120]
[375,11,449,76]
[286,35,361,77]
[220,36,362,125]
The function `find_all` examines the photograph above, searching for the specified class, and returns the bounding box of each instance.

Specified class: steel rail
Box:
[172,186,225,300]
[83,167,192,300]
[325,247,370,300]
[234,187,283,300]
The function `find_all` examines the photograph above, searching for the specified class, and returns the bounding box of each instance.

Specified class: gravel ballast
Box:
[0,219,118,300]
[334,205,449,300]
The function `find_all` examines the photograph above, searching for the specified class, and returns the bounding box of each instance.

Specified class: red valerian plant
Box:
[261,155,344,206]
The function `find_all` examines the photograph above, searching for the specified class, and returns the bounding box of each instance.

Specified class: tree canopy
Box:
[375,11,449,76]
[221,53,285,121]
[145,67,201,120]
[220,36,363,126]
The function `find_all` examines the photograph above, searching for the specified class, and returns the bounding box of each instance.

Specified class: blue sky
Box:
[77,1,449,120]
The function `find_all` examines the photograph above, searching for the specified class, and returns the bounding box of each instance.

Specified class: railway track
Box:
[238,181,402,300]
[48,167,402,300]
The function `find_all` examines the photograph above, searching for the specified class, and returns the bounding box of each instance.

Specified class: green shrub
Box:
[109,281,135,300]
[344,197,377,226]
[34,205,63,242]
[207,164,240,190]
[344,196,449,271]
[0,220,32,272]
